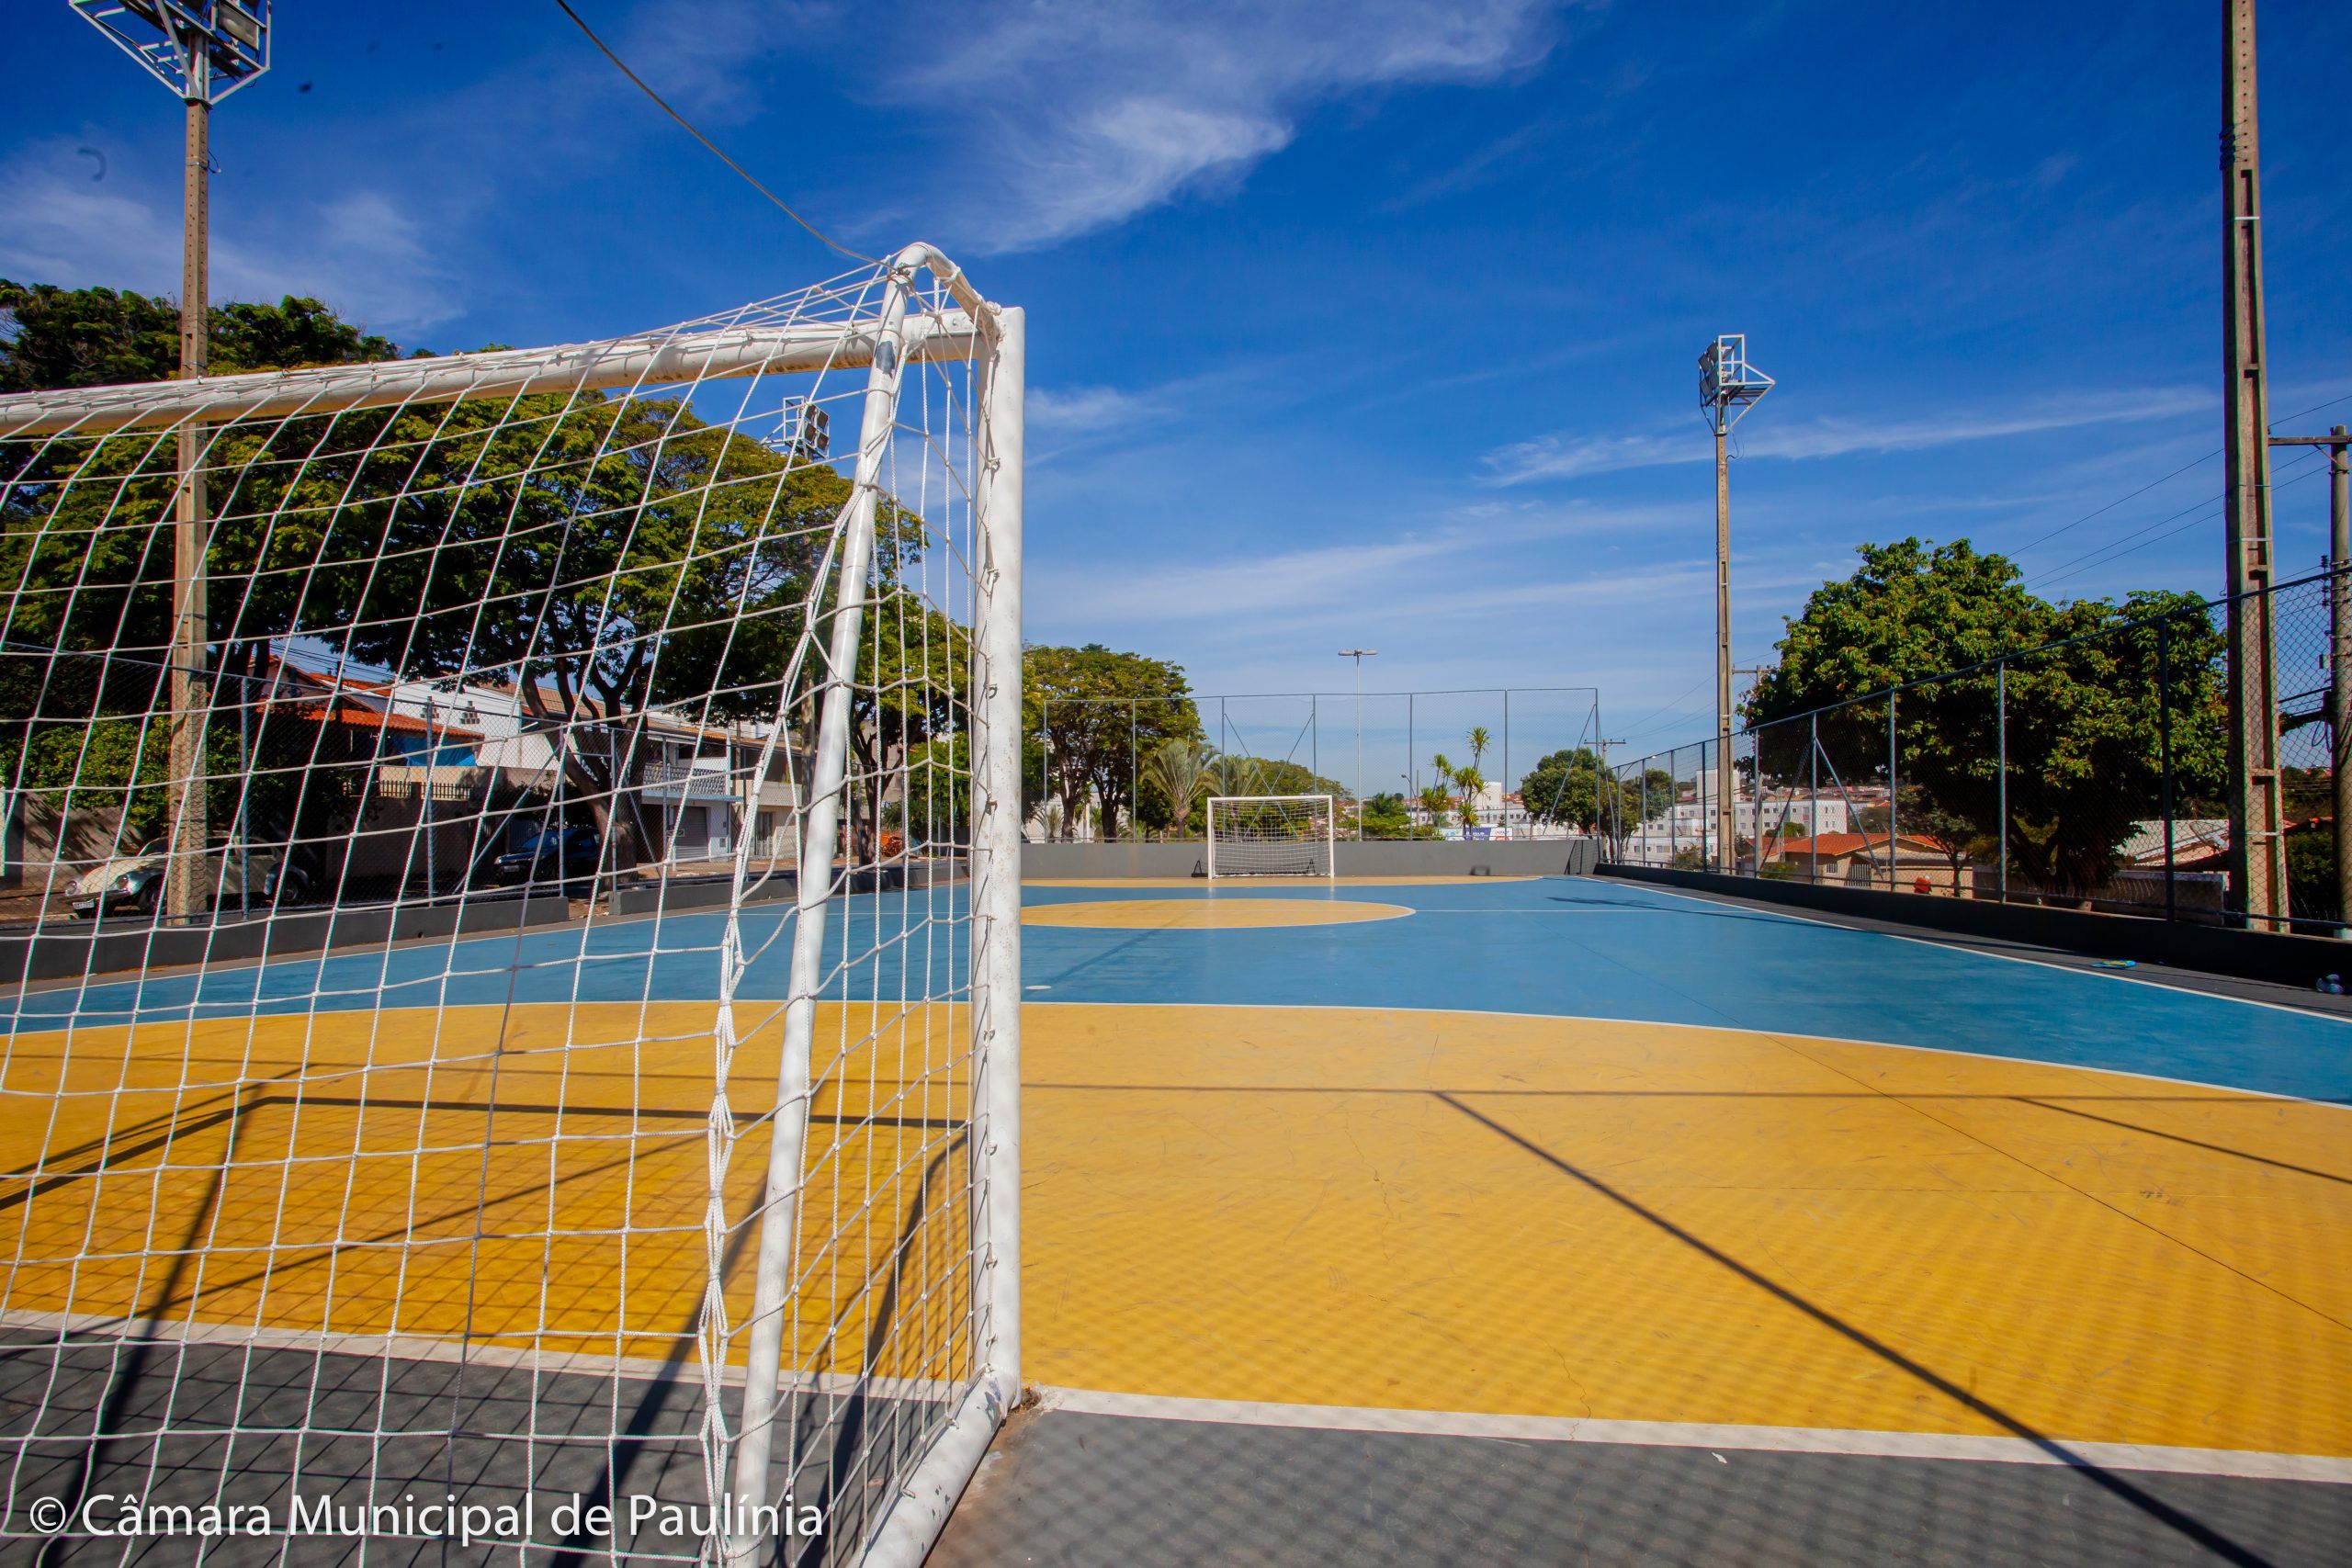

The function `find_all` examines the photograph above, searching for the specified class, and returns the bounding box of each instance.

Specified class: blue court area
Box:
[11,876,2349,1105]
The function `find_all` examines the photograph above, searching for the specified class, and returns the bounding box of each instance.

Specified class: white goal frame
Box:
[0,243,1022,1568]
[1204,794,1338,879]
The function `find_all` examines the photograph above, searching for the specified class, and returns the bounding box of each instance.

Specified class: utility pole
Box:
[73,3,271,920]
[2274,427,2352,932]
[1699,336,1773,875]
[1338,649,1377,839]
[2221,0,2287,928]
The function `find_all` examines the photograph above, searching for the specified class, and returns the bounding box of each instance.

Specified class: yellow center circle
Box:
[1021,897,1413,930]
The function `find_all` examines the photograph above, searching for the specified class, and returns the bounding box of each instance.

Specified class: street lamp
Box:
[1699,334,1771,876]
[1337,649,1377,840]
[71,2,272,920]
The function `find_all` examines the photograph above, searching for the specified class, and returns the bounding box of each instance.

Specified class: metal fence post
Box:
[2158,617,2176,922]
[1670,745,1682,865]
[1639,763,1649,864]
[1887,693,1898,892]
[1128,699,1137,843]
[1996,662,2008,903]
[1807,716,1819,884]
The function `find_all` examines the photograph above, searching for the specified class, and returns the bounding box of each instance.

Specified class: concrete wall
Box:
[1601,863,2352,991]
[1025,839,1598,879]
[0,891,571,988]
[605,859,963,917]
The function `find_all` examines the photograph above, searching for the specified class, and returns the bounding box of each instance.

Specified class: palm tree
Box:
[1453,764,1486,831]
[1417,784,1452,831]
[1464,726,1491,774]
[1144,739,1216,839]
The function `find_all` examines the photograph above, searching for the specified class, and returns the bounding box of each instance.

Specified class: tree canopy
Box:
[1023,643,1200,838]
[0,281,946,868]
[1745,538,2225,897]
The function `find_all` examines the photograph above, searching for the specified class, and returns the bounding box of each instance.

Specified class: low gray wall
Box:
[1600,863,2352,990]
[0,891,571,988]
[606,859,963,918]
[1025,839,1597,879]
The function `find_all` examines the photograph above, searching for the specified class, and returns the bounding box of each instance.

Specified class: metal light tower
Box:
[1699,334,1772,874]
[1339,649,1377,839]
[71,2,271,920]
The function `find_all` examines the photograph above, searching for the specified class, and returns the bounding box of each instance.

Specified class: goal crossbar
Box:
[0,243,990,439]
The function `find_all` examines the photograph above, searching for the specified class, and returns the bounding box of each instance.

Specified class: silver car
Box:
[69,837,276,919]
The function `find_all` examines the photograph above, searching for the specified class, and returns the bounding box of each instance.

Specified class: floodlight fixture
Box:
[70,1,272,103]
[775,397,831,463]
[1698,333,1773,436]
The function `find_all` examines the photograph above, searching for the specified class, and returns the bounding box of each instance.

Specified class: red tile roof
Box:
[1768,830,1956,859]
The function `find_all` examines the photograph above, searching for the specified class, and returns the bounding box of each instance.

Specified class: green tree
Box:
[1520,747,1611,830]
[1361,790,1432,840]
[1746,538,2226,900]
[0,281,953,873]
[1024,644,1200,840]
[0,279,403,392]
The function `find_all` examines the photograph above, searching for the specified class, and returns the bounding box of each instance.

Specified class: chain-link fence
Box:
[1605,567,2347,935]
[1032,685,1602,841]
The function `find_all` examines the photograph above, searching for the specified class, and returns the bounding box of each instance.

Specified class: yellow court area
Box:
[0,1001,974,1382]
[1022,1004,2352,1460]
[1021,898,1413,929]
[5,998,2347,1461]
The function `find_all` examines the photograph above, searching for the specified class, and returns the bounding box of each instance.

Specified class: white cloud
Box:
[1028,383,1158,433]
[1481,386,2219,486]
[0,140,462,334]
[879,0,1566,251]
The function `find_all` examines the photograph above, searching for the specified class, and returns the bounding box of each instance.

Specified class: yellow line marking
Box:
[1021,898,1413,930]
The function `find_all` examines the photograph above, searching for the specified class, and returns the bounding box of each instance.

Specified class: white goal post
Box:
[1205,794,1338,878]
[0,243,1021,1568]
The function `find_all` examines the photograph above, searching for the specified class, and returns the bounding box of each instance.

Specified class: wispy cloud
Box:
[1481,386,2219,485]
[1029,383,1159,433]
[877,0,1567,251]
[0,139,462,333]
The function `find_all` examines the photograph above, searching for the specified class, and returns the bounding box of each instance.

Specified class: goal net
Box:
[1205,795,1336,878]
[0,246,1023,1566]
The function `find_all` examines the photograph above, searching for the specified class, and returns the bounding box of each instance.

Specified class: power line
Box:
[2029,450,2332,592]
[551,1,875,265]
[2008,389,2352,562]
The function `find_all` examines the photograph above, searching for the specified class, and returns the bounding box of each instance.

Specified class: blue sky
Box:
[7,0,2352,774]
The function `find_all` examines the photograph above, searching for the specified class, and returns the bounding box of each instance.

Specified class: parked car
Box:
[495,824,603,889]
[70,836,274,919]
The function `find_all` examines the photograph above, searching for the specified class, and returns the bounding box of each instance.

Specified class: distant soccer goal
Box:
[1205,794,1337,878]
[0,245,1023,1567]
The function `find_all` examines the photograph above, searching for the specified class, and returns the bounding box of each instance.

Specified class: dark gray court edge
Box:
[928,1408,2351,1568]
[0,1332,939,1565]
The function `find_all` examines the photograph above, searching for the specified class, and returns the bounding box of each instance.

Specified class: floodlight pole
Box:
[1339,649,1376,839]
[2222,0,2287,928]
[1700,336,1771,876]
[168,51,211,921]
[73,3,272,921]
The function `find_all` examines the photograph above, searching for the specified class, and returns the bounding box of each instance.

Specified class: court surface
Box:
[3,874,2347,1563]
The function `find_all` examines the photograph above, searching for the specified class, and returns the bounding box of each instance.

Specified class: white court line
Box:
[0,1306,962,1405]
[1035,1386,2352,1484]
[1608,874,2352,1032]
